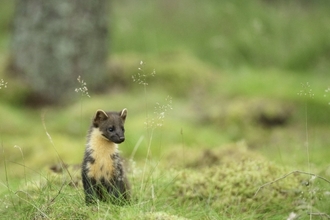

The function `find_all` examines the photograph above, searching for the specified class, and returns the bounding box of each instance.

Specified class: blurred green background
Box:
[0,0,330,218]
[1,0,330,183]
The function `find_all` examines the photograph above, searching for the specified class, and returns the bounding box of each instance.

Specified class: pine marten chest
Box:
[86,128,117,182]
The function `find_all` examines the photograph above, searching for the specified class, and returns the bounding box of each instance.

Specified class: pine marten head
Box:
[92,108,127,144]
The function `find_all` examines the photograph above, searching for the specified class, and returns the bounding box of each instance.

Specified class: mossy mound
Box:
[165,143,305,215]
[170,161,302,214]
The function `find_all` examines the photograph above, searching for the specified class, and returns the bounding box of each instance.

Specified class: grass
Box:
[1,0,330,219]
[1,55,330,219]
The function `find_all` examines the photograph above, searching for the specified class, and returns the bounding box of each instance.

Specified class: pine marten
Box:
[81,109,130,205]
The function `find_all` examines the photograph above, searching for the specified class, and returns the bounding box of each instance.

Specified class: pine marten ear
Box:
[120,108,127,121]
[93,109,109,127]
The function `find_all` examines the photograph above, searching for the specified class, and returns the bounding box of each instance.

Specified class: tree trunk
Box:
[11,0,108,105]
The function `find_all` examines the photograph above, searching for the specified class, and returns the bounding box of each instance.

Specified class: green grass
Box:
[1,55,330,218]
[1,0,330,218]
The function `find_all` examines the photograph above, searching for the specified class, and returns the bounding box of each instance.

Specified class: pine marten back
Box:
[81,109,130,205]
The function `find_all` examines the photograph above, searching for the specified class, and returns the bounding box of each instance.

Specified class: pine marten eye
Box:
[108,126,115,132]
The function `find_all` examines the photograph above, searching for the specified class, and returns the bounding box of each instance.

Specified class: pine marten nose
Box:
[119,137,125,142]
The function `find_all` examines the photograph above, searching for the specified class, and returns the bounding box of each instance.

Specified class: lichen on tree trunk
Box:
[11,0,108,105]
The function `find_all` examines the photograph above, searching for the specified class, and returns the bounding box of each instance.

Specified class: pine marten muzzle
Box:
[82,109,130,205]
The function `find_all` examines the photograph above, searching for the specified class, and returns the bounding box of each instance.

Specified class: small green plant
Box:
[131,61,173,211]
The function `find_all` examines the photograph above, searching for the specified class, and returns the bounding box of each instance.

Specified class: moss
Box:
[171,162,302,213]
[165,143,304,215]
